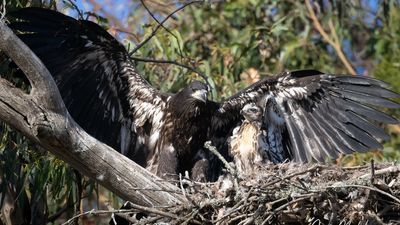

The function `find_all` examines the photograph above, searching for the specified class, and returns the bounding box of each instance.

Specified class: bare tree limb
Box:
[129,0,203,55]
[140,0,185,58]
[0,22,65,113]
[0,20,184,207]
[130,56,211,88]
[305,0,357,75]
[204,141,235,175]
[62,208,137,225]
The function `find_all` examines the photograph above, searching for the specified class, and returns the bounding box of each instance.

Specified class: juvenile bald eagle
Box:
[9,8,214,180]
[229,103,265,174]
[9,8,400,181]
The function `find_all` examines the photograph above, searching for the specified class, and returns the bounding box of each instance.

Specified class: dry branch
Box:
[305,0,356,75]
[0,20,184,207]
[130,56,210,88]
[62,209,137,225]
[129,0,203,55]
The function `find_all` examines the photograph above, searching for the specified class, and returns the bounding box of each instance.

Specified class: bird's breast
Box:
[231,123,259,156]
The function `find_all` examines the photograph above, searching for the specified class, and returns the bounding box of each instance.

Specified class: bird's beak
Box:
[192,89,208,103]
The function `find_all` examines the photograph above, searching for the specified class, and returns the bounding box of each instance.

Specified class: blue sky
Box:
[66,0,132,20]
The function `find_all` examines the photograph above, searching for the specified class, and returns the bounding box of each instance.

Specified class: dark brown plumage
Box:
[9,8,400,184]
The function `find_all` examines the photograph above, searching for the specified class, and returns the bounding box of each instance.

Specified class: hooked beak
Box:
[191,89,208,103]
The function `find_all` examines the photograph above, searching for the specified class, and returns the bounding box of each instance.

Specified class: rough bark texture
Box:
[0,20,184,207]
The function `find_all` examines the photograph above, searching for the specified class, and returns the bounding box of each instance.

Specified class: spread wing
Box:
[212,70,400,162]
[9,7,167,164]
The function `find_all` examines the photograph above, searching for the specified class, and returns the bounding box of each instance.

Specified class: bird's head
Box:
[171,80,209,117]
[187,80,209,103]
[240,103,262,122]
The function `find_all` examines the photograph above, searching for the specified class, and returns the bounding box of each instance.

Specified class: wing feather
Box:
[213,70,399,163]
[330,88,399,108]
[9,8,166,164]
[311,101,358,154]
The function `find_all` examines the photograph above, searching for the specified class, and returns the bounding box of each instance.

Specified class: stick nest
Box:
[122,163,400,224]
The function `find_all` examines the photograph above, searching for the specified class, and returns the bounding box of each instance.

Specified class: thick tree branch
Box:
[0,20,184,207]
[0,22,65,112]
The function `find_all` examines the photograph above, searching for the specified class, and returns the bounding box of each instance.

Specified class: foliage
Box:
[135,0,400,164]
[0,0,399,223]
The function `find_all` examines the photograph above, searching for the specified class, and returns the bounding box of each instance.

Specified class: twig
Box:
[140,0,185,58]
[215,192,250,223]
[62,208,136,225]
[125,202,179,219]
[179,173,197,206]
[179,173,188,199]
[86,0,140,42]
[243,204,265,225]
[0,0,6,20]
[181,208,201,225]
[137,215,163,225]
[270,173,308,191]
[204,141,242,202]
[295,177,309,190]
[359,166,400,179]
[126,187,181,194]
[262,195,313,224]
[129,0,203,55]
[271,194,315,212]
[228,214,248,224]
[324,184,400,205]
[264,164,320,187]
[342,165,369,170]
[266,197,290,210]
[113,27,141,42]
[204,141,235,175]
[131,56,211,93]
[370,159,375,184]
[305,0,356,75]
[64,0,84,19]
[217,204,247,223]
[107,203,138,224]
